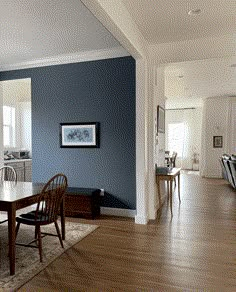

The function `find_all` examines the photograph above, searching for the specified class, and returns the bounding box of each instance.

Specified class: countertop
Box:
[4,158,32,163]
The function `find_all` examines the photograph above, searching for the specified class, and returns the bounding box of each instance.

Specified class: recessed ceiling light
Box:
[188,9,201,15]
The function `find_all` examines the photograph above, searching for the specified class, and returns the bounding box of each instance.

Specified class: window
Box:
[167,123,186,158]
[3,105,15,147]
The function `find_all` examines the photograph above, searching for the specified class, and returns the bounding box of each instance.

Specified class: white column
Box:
[0,82,4,167]
[147,66,157,220]
[135,59,149,224]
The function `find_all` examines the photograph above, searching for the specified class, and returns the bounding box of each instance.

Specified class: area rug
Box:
[0,212,98,291]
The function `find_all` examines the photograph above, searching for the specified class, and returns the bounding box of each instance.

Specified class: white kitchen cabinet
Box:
[4,159,32,182]
[24,160,32,182]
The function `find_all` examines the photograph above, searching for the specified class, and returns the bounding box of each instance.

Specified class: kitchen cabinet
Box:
[4,159,32,182]
[24,160,32,182]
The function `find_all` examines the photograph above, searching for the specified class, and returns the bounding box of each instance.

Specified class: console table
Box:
[156,167,181,216]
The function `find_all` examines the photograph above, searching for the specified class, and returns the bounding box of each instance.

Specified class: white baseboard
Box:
[100,207,136,218]
[135,215,149,225]
[204,174,222,178]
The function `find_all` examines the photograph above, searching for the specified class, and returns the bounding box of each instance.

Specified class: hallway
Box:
[20,173,236,291]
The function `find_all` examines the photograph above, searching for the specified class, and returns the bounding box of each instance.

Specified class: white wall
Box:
[18,102,32,154]
[154,66,166,166]
[200,96,236,178]
[165,107,203,169]
[150,66,166,213]
[0,83,3,167]
[229,100,236,154]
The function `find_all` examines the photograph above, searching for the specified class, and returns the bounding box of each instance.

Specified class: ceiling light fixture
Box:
[188,9,201,15]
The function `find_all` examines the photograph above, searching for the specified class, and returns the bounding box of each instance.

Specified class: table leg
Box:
[169,179,173,216]
[60,197,65,240]
[8,204,16,275]
[167,181,170,199]
[157,178,161,208]
[178,173,181,202]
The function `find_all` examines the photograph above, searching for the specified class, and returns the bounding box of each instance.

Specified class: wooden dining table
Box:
[0,181,66,275]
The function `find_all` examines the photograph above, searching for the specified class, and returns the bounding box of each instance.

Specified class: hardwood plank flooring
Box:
[19,173,236,291]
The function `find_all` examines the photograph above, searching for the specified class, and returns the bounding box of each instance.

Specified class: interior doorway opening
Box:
[0,78,32,181]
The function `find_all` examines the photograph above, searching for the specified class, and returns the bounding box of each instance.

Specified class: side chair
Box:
[222,155,235,188]
[228,160,236,189]
[0,165,17,224]
[171,152,177,167]
[0,165,17,182]
[15,173,68,262]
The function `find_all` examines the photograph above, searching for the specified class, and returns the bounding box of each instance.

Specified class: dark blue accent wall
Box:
[0,57,136,209]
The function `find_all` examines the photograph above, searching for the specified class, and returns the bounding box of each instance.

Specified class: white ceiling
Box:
[122,0,236,44]
[165,56,236,108]
[1,0,236,107]
[122,0,236,107]
[0,0,122,65]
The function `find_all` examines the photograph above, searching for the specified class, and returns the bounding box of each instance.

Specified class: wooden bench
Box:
[65,187,101,219]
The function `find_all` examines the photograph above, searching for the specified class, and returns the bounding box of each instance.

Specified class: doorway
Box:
[0,78,32,180]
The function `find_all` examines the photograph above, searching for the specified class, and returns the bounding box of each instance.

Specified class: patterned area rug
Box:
[0,212,98,291]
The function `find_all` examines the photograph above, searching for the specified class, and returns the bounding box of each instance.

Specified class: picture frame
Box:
[60,122,100,148]
[157,105,165,133]
[213,136,223,148]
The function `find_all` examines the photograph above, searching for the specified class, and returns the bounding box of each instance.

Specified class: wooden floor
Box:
[19,173,236,291]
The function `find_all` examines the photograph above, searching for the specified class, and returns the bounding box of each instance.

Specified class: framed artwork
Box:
[213,136,223,148]
[60,122,100,148]
[157,105,165,133]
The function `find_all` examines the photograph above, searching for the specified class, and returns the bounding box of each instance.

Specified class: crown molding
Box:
[0,46,129,72]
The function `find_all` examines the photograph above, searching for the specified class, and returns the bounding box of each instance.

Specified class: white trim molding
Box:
[135,215,149,224]
[101,207,136,218]
[0,46,129,72]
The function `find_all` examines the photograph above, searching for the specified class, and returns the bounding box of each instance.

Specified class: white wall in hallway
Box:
[152,66,166,213]
[200,96,236,178]
[154,66,166,167]
[229,100,236,155]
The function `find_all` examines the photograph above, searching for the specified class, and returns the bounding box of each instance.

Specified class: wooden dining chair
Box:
[165,151,171,167]
[170,152,177,167]
[15,173,68,262]
[0,166,17,224]
[0,165,17,182]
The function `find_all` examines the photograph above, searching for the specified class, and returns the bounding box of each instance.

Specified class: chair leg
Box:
[15,222,21,238]
[36,225,43,262]
[54,221,64,248]
[0,219,8,224]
